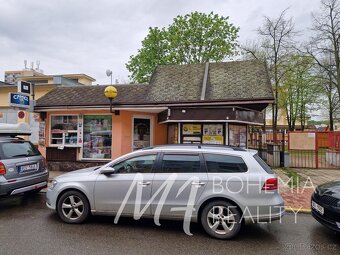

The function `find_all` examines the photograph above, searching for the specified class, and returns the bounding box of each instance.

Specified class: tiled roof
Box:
[147,63,205,102]
[36,60,273,108]
[148,60,273,103]
[36,84,150,107]
[206,61,273,101]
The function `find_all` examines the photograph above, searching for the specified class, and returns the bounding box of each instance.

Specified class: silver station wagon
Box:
[46,145,284,239]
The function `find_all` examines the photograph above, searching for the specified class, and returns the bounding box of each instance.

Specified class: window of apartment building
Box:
[50,115,78,146]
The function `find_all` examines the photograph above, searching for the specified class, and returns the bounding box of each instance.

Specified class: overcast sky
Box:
[0,0,321,85]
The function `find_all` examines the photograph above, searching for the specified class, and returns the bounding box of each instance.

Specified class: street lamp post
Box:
[104,86,118,113]
[106,69,113,85]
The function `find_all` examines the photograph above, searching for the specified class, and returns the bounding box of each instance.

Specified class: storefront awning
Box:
[158,107,264,125]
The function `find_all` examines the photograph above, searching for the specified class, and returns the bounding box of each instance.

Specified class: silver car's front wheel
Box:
[57,191,90,224]
[201,200,241,239]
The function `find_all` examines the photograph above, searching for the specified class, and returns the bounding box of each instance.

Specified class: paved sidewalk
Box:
[48,171,65,182]
[274,168,340,212]
[40,171,65,192]
[280,189,314,212]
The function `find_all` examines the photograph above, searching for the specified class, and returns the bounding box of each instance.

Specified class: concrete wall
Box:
[0,108,17,124]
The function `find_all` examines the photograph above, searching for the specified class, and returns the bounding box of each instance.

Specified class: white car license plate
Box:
[18,163,38,173]
[312,201,324,215]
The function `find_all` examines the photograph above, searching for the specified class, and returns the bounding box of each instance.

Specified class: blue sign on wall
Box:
[9,92,30,109]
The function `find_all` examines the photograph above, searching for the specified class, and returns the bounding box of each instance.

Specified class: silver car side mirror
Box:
[100,168,115,175]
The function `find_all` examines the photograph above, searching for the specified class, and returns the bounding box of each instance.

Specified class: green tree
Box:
[306,0,340,100]
[126,12,239,83]
[315,54,340,130]
[242,9,297,133]
[279,55,319,131]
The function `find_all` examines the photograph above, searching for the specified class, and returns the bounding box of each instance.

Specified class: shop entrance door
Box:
[133,117,151,150]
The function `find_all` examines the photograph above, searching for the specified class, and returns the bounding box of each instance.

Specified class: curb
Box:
[285,207,311,214]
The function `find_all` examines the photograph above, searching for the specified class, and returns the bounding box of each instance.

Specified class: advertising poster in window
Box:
[78,115,83,145]
[229,124,247,147]
[183,136,201,144]
[202,124,224,145]
[203,124,223,136]
[202,136,224,145]
[38,121,45,146]
[182,124,201,135]
[83,115,112,159]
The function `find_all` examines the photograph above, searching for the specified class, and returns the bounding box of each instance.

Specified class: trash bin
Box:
[267,144,280,167]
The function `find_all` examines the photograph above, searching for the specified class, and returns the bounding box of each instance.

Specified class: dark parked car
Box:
[311,181,340,233]
[0,123,48,196]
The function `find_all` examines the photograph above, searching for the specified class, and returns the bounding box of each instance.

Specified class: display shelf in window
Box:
[65,133,78,145]
[50,115,79,147]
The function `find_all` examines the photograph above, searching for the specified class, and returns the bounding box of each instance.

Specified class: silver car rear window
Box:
[253,154,273,174]
[204,153,248,173]
[0,141,41,160]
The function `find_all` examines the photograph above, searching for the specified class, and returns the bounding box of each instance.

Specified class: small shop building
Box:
[34,60,274,171]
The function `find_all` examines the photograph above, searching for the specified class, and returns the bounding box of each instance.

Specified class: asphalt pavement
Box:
[0,193,339,255]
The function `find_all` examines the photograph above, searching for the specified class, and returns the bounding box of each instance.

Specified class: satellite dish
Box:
[106,69,112,77]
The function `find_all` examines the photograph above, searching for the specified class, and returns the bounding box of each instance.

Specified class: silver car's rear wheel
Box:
[201,200,241,239]
[207,206,236,235]
[57,190,90,223]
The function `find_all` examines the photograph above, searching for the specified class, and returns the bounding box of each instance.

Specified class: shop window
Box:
[82,115,112,159]
[167,124,178,144]
[180,123,225,145]
[50,115,78,146]
[202,124,224,145]
[204,153,248,173]
[229,124,247,147]
[181,123,202,144]
[133,118,151,150]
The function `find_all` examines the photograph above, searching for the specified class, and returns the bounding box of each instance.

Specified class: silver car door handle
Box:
[191,182,205,186]
[138,181,151,186]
